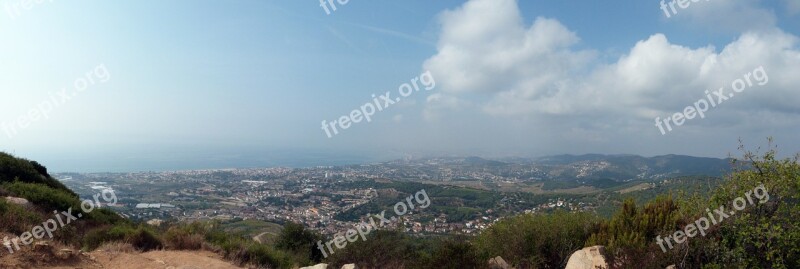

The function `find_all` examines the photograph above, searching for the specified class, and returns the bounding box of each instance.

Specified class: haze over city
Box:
[1,0,799,172]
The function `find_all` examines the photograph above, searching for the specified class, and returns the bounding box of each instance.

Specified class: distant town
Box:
[55,155,727,238]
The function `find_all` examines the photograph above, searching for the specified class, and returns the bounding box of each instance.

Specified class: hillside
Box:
[0,153,250,269]
[1,150,798,268]
[531,154,733,181]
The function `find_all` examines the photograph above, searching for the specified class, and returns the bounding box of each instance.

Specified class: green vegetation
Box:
[0,152,73,194]
[336,181,502,222]
[0,197,43,234]
[313,142,800,268]
[221,218,283,244]
[541,180,582,190]
[0,153,128,248]
[476,211,601,268]
[0,142,797,268]
[163,221,298,268]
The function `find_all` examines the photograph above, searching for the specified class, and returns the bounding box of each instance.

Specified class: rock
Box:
[488,256,512,269]
[300,264,328,269]
[666,266,676,269]
[565,246,609,269]
[5,196,29,206]
[33,241,51,251]
[341,264,357,269]
[56,248,76,259]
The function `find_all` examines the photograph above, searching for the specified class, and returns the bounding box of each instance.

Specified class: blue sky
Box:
[1,0,799,172]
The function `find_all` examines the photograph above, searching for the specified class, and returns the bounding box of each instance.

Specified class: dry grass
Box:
[97,242,137,253]
[165,232,205,250]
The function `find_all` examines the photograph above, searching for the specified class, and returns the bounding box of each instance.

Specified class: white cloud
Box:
[423,0,800,135]
[423,0,594,116]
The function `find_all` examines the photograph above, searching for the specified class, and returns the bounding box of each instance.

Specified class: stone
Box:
[33,241,50,251]
[565,246,609,269]
[488,256,512,269]
[4,196,29,206]
[56,248,76,259]
[341,264,357,269]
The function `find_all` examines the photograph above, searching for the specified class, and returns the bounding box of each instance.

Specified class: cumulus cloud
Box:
[423,0,800,135]
[422,0,594,116]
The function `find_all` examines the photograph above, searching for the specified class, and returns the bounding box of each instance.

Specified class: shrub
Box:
[127,227,163,251]
[3,181,80,213]
[696,143,800,268]
[244,243,294,269]
[82,225,162,251]
[0,153,74,195]
[586,196,682,267]
[83,225,129,250]
[275,222,324,264]
[164,226,205,250]
[475,211,601,269]
[422,238,483,269]
[326,230,423,269]
[0,198,43,234]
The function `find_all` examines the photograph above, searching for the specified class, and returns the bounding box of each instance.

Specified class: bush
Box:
[475,211,601,268]
[696,143,800,268]
[586,196,682,267]
[82,225,163,251]
[127,227,163,251]
[0,153,74,195]
[177,221,298,268]
[422,238,483,269]
[244,243,294,269]
[275,222,324,264]
[3,181,80,213]
[326,230,424,269]
[164,226,205,250]
[85,207,126,225]
[83,225,134,250]
[0,198,43,234]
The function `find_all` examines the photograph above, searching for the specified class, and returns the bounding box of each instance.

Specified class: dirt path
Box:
[253,232,270,243]
[9,250,245,269]
[90,250,245,269]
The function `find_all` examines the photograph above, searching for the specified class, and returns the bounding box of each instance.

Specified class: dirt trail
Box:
[1,248,244,269]
[89,250,245,269]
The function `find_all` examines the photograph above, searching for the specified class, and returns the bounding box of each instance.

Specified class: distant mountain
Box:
[532,154,733,181]
[398,154,733,182]
[535,154,637,165]
[462,156,507,166]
